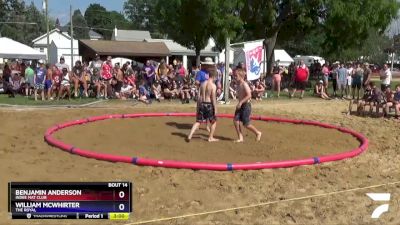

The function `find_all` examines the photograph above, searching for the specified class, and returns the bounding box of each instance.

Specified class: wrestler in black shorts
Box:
[196,102,216,123]
[234,101,251,126]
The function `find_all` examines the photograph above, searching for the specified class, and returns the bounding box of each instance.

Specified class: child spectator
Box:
[24,63,35,97]
[57,68,71,100]
[34,60,46,101]
[252,79,265,101]
[314,80,331,100]
[138,79,151,104]
[393,85,400,119]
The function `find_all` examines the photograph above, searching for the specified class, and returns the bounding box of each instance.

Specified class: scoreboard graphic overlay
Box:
[8,182,132,220]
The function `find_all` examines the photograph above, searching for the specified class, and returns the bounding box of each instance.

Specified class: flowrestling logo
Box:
[366,193,391,219]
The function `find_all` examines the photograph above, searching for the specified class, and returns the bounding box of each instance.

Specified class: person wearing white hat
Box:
[314,80,331,100]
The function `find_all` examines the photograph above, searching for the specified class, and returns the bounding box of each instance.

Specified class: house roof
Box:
[79,39,170,57]
[112,29,151,41]
[51,39,79,48]
[144,38,218,56]
[32,28,71,43]
[89,30,103,39]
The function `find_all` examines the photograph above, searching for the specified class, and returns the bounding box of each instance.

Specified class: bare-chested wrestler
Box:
[234,68,262,142]
[187,69,218,142]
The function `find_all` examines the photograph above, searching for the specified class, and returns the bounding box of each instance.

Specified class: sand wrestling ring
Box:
[44,113,369,171]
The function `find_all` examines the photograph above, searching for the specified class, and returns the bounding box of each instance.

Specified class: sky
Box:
[26,0,125,25]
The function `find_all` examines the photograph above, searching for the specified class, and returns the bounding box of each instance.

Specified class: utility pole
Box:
[70,3,74,68]
[223,37,230,103]
[45,0,49,62]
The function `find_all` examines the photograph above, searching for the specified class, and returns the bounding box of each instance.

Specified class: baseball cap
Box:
[38,59,44,64]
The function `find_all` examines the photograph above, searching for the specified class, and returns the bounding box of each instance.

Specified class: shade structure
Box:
[0,37,46,60]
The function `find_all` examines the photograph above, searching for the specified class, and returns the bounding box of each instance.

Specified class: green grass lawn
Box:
[0,94,99,106]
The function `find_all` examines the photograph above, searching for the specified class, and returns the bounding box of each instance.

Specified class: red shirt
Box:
[101,63,113,80]
[53,68,62,85]
[295,67,309,82]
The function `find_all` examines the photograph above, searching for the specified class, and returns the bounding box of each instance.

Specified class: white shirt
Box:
[382,68,392,85]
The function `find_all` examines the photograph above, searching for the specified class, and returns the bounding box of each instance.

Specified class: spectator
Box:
[89,54,103,98]
[382,87,394,118]
[45,64,53,100]
[51,65,61,99]
[272,66,282,98]
[55,56,69,72]
[290,60,309,99]
[352,63,363,100]
[252,79,265,101]
[34,60,46,101]
[314,80,331,100]
[380,64,392,91]
[57,68,71,100]
[322,63,330,90]
[331,64,338,97]
[363,63,372,90]
[143,60,156,86]
[336,64,347,99]
[101,56,113,99]
[393,84,400,119]
[71,60,88,98]
[24,63,35,97]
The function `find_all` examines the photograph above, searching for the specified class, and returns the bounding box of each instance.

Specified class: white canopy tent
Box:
[0,37,46,60]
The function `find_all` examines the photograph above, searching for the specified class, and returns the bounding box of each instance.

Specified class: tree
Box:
[238,0,399,74]
[0,0,49,45]
[69,9,89,39]
[156,0,216,66]
[211,0,244,51]
[84,3,133,39]
[123,0,158,34]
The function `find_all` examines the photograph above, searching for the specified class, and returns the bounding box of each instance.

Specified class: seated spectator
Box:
[252,79,265,101]
[57,68,71,100]
[120,82,136,100]
[152,80,162,102]
[72,61,88,98]
[138,79,151,104]
[355,81,373,115]
[180,78,191,104]
[393,84,400,119]
[314,80,331,100]
[9,72,23,97]
[382,87,394,118]
[229,79,238,100]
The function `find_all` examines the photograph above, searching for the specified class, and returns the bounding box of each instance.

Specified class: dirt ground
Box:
[1,98,400,225]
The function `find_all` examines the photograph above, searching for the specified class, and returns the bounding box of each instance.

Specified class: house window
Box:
[40,48,44,53]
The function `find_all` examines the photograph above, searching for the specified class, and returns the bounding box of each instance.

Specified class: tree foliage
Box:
[156,0,215,65]
[70,10,89,39]
[124,0,158,35]
[84,3,132,39]
[0,0,50,45]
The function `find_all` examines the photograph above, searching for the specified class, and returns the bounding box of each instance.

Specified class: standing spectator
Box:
[2,63,12,97]
[346,64,354,99]
[322,63,330,90]
[89,54,103,98]
[24,63,35,97]
[352,63,363,100]
[331,64,338,98]
[143,60,155,86]
[34,60,46,101]
[101,56,113,99]
[272,66,282,98]
[45,64,53,100]
[55,56,69,72]
[290,60,309,99]
[8,72,23,97]
[363,63,372,90]
[337,63,347,99]
[380,64,392,91]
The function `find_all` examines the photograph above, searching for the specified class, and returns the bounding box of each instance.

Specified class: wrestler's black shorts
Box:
[196,102,216,123]
[234,102,251,126]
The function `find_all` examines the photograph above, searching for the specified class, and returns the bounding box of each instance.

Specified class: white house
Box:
[32,28,72,58]
[49,39,81,68]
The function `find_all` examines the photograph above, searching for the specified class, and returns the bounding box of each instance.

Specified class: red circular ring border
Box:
[44,113,369,171]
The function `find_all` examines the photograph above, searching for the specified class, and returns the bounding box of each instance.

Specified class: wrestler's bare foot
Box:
[208,138,219,142]
[256,131,262,141]
[234,139,243,143]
